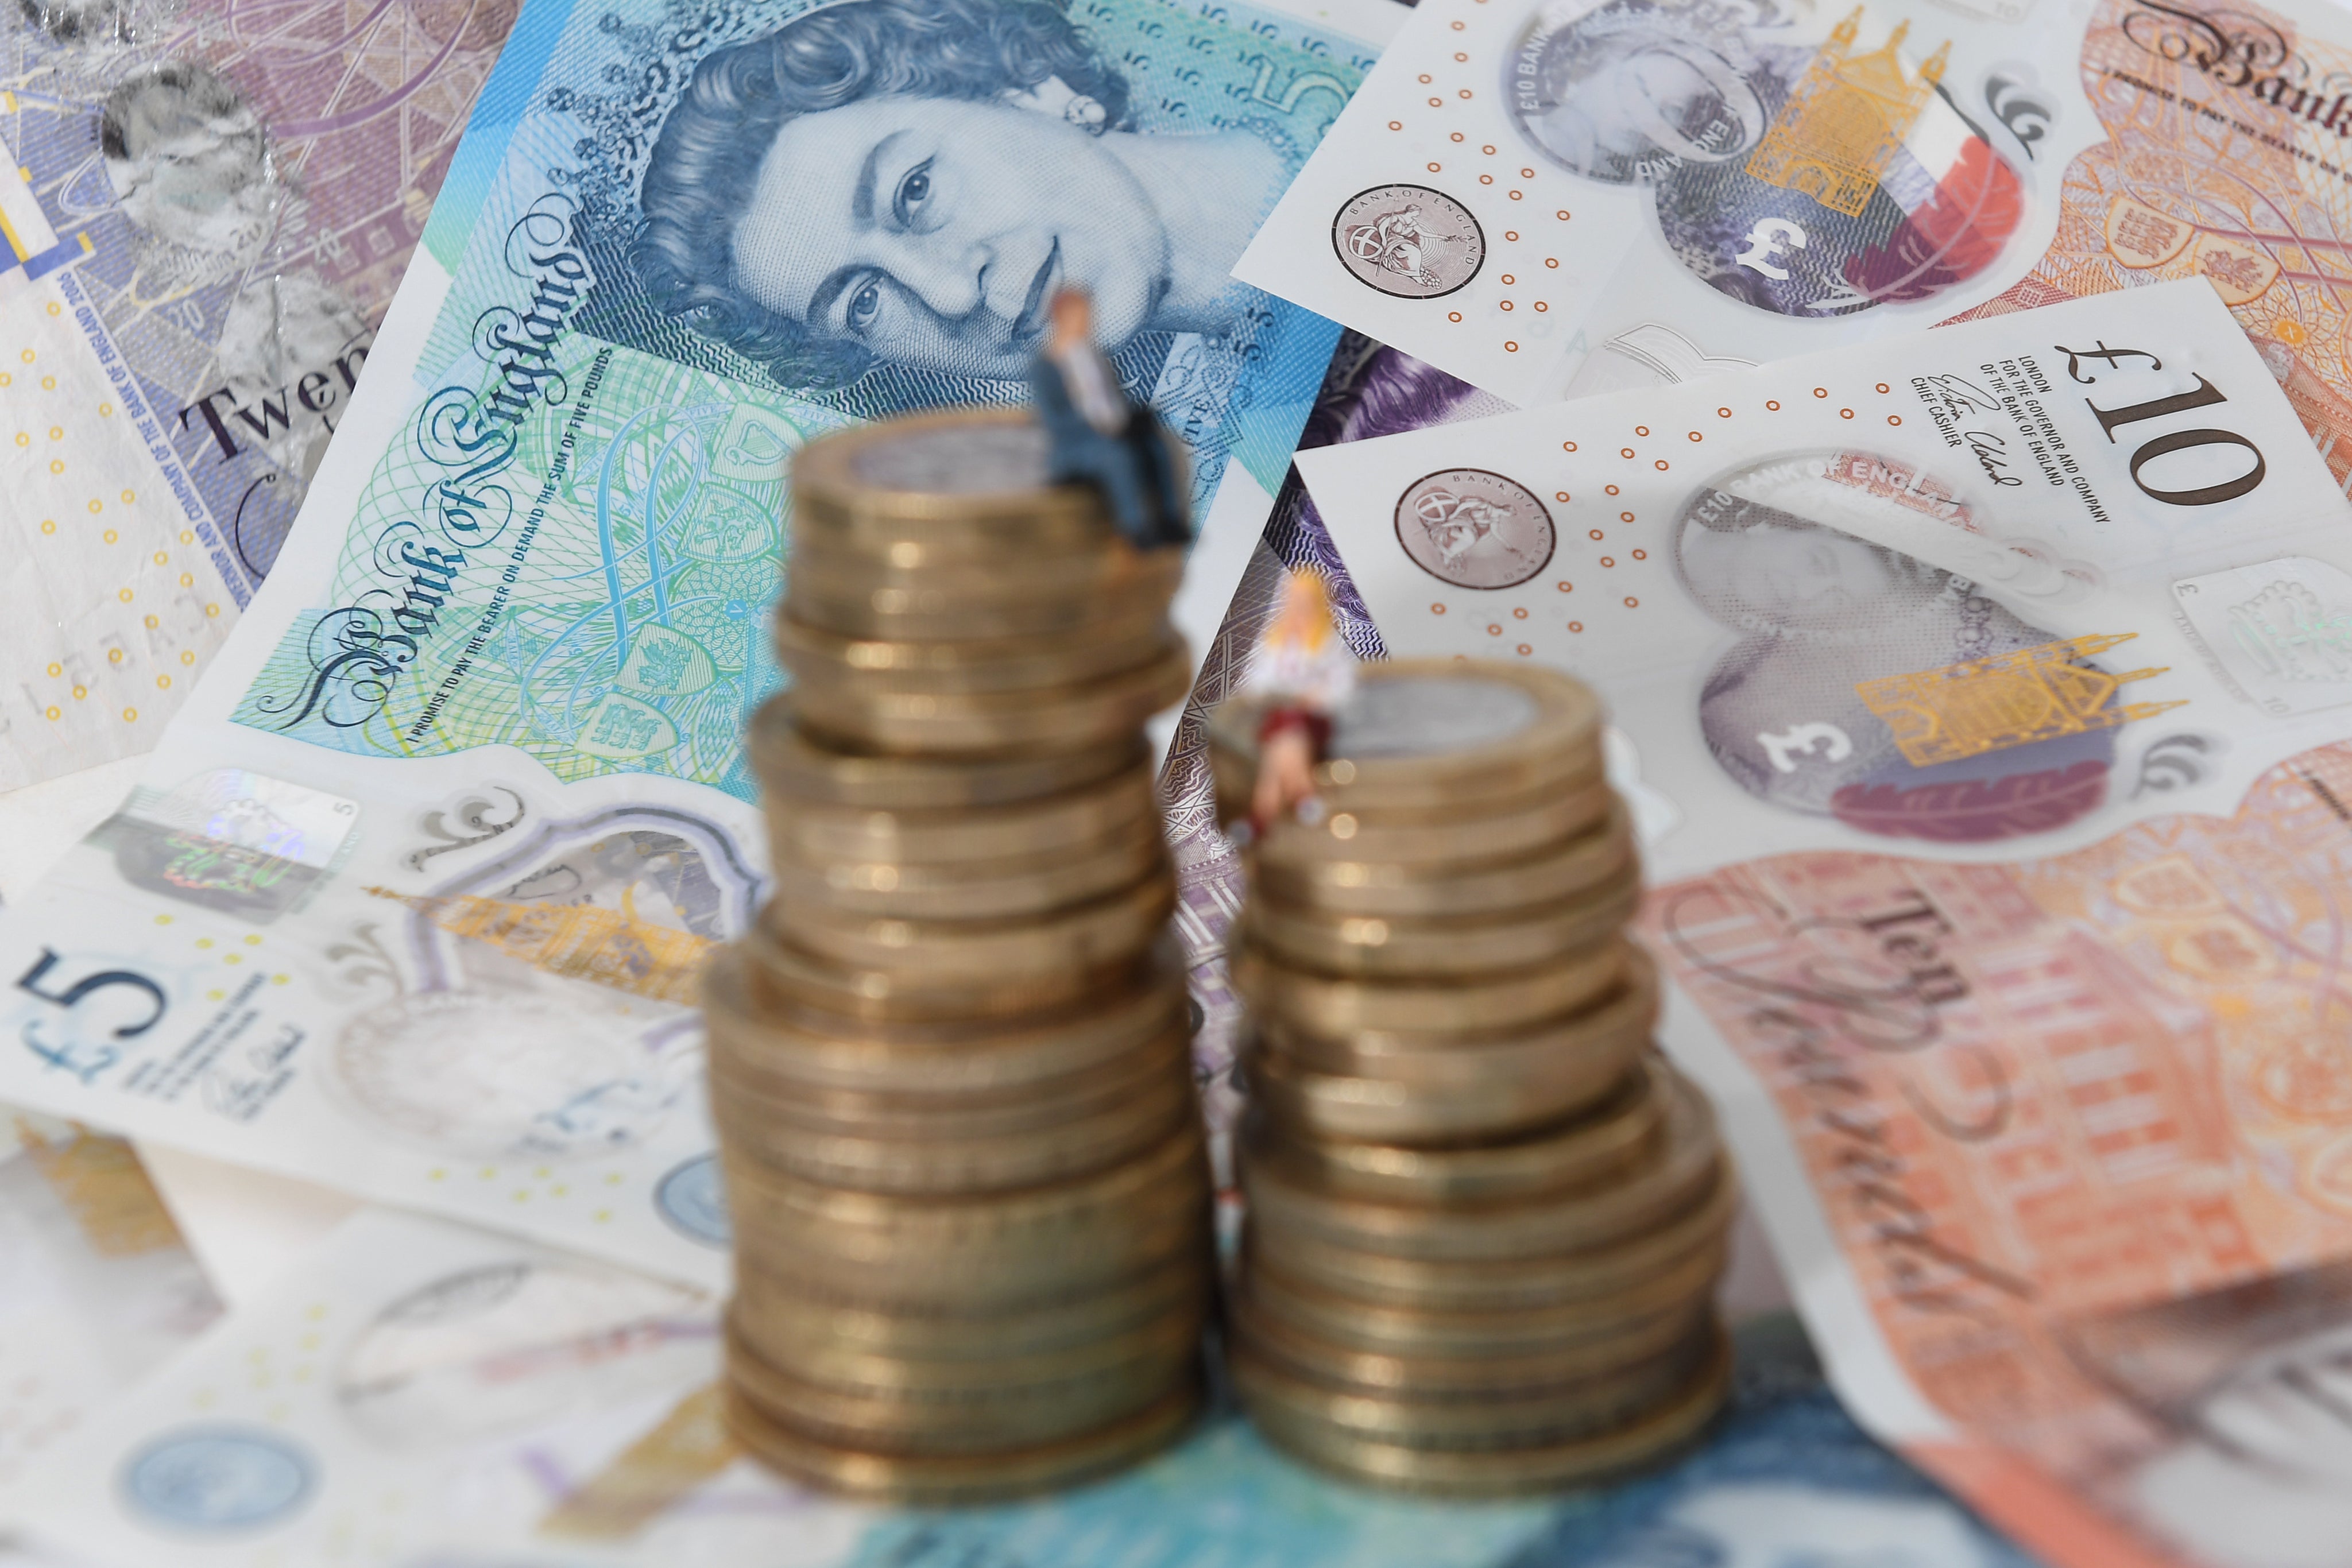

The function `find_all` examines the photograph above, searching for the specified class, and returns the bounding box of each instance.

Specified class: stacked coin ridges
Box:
[1209,659,1736,1495]
[710,407,1211,1503]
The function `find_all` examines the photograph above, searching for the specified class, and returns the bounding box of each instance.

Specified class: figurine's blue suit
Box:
[1028,359,1192,552]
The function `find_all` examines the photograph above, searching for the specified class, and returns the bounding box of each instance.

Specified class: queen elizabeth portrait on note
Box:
[632,0,1300,390]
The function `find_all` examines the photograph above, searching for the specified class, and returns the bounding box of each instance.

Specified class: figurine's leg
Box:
[1091,458,1156,549]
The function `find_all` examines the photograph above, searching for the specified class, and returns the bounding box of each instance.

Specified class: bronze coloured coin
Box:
[784,544,1182,641]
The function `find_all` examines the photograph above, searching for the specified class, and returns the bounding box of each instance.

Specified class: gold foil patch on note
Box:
[367,885,716,1004]
[1854,633,2184,765]
[538,1383,738,1540]
[1746,9,1949,218]
[20,1125,184,1257]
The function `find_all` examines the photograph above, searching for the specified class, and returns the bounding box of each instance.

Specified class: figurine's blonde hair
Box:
[1265,568,1336,651]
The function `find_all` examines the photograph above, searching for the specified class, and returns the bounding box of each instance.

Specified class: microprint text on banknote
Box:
[230,0,1369,800]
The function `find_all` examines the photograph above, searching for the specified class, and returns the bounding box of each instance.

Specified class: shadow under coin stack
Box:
[1210,659,1738,1495]
[705,407,1213,1503]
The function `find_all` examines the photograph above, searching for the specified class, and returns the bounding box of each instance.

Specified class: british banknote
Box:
[1236,0,2352,473]
[0,0,513,787]
[0,1111,218,1566]
[0,0,1372,1290]
[0,1202,2030,1568]
[1290,278,2352,1568]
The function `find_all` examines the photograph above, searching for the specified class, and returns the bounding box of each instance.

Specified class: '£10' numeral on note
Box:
[2059,341,2269,506]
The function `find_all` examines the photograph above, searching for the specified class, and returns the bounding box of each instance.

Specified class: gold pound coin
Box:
[1229,1283,1704,1396]
[1238,1064,1722,1263]
[734,1252,1211,1364]
[721,1124,1212,1306]
[1231,1330,1730,1498]
[791,408,1104,539]
[1244,1054,1665,1203]
[730,1296,1205,1401]
[713,1047,1195,1195]
[1209,658,1604,814]
[1238,1237,1723,1358]
[728,1329,1195,1455]
[709,1019,1190,1141]
[768,758,1156,865]
[775,613,1173,697]
[768,815,1167,921]
[704,939,1186,1093]
[1228,1315,1716,1446]
[1233,936,1631,1038]
[784,545,1182,642]
[1247,1162,1738,1313]
[764,871,1172,984]
[1246,777,1614,869]
[723,1376,1199,1504]
[1256,804,1634,917]
[790,639,1192,755]
[1247,959,1656,1145]
[1243,863,1638,979]
[749,697,1140,811]
[738,913,1163,1022]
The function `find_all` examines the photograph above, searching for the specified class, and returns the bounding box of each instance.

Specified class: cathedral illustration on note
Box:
[1855,634,2185,767]
[1746,9,1951,218]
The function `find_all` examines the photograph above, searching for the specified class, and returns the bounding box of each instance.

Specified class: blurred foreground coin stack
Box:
[1211,660,1736,1495]
[705,409,1212,1502]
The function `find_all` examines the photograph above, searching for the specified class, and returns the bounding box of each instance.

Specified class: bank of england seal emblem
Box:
[1332,185,1485,299]
[121,1427,314,1531]
[1395,470,1556,590]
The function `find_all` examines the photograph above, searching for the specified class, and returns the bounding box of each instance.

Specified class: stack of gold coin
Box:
[705,408,1212,1503]
[1208,659,1736,1495]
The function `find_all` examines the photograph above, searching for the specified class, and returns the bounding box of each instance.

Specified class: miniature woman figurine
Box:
[1241,569,1356,831]
[1030,287,1190,550]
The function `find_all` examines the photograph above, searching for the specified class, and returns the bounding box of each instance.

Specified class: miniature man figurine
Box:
[1030,288,1190,551]
[1241,569,1356,831]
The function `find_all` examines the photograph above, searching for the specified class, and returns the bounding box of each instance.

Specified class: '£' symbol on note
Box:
[1735,218,1809,281]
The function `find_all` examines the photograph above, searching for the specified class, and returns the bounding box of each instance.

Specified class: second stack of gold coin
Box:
[707,408,1211,1503]
[1210,659,1737,1495]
